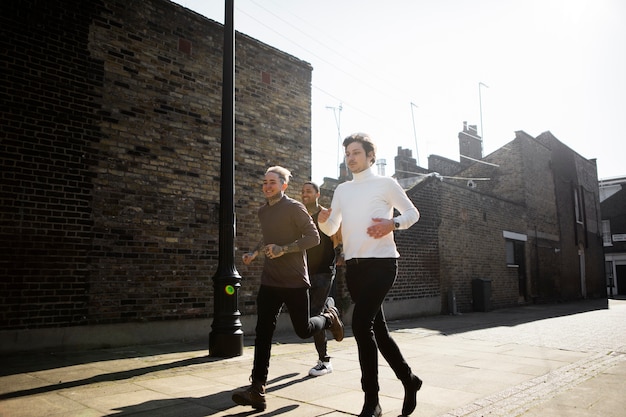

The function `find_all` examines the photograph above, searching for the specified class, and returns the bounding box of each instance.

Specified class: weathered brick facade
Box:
[396,178,441,302]
[433,181,526,312]
[1,0,312,338]
[409,127,605,312]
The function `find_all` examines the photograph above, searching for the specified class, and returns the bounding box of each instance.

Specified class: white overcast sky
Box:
[174,0,626,184]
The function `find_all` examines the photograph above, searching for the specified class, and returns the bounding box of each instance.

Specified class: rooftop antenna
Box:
[410,102,420,166]
[326,103,343,177]
[478,82,489,141]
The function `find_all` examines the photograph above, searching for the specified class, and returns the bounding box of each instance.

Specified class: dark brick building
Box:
[1,0,313,351]
[600,176,626,296]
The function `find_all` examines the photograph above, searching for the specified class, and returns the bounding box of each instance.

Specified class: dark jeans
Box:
[346,258,412,396]
[309,272,334,362]
[252,285,327,384]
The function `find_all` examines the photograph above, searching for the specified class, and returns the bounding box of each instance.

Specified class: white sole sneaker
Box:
[309,360,333,377]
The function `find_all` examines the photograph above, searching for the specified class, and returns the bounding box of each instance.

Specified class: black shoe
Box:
[232,381,266,410]
[358,403,381,417]
[324,306,344,341]
[402,374,423,415]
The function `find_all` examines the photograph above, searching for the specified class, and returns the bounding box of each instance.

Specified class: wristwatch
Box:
[393,218,400,230]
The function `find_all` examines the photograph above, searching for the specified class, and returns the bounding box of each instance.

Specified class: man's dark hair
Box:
[303,181,320,193]
[342,132,376,166]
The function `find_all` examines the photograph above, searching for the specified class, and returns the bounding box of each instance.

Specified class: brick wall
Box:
[537,132,605,299]
[518,133,563,300]
[1,0,106,329]
[433,181,526,312]
[392,177,441,302]
[1,0,312,330]
[392,173,526,313]
[450,130,604,303]
[427,154,461,177]
[459,135,525,205]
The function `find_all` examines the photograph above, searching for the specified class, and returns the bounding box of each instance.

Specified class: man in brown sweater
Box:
[232,166,344,411]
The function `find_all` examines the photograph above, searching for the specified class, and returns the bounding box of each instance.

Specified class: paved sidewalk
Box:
[1,298,625,417]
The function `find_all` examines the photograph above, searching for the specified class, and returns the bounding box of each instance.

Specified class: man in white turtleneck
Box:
[318,133,422,417]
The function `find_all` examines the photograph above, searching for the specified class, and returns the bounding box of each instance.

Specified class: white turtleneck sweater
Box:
[319,167,420,261]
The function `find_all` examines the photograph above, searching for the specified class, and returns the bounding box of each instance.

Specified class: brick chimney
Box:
[394,146,429,179]
[459,121,482,168]
[338,161,352,183]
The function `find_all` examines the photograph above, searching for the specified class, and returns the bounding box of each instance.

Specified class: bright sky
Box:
[175,0,626,184]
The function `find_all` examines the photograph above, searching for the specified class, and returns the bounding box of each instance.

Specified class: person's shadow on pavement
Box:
[104,373,309,416]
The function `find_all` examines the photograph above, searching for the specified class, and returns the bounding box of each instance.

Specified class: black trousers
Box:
[251,284,327,384]
[309,271,334,362]
[346,258,412,396]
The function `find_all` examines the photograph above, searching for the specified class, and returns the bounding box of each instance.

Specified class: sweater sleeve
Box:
[295,203,320,250]
[387,178,420,229]
[318,188,342,237]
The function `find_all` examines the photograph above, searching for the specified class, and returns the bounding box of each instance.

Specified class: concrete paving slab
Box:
[79,388,178,414]
[134,374,223,395]
[0,391,86,417]
[104,401,214,417]
[518,360,626,417]
[0,374,50,394]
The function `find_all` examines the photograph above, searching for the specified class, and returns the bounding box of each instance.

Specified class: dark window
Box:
[506,239,524,267]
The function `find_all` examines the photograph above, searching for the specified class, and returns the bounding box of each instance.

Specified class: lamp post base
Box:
[209,331,243,358]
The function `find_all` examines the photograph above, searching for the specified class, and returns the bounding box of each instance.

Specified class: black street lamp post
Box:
[209,0,243,358]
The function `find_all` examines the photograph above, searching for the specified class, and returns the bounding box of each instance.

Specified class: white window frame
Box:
[574,188,583,224]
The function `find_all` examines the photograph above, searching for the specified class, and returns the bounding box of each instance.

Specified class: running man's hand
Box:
[242,251,258,265]
[367,218,394,239]
[264,244,285,259]
[318,207,331,223]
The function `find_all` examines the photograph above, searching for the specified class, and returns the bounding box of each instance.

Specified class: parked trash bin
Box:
[472,278,492,312]
[447,289,458,315]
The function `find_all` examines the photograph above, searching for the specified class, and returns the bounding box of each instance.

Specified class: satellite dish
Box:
[467,180,476,189]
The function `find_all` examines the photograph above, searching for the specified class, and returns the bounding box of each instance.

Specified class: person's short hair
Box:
[266,166,292,184]
[303,181,320,193]
[342,132,376,165]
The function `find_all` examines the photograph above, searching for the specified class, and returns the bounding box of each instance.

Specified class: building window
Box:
[506,240,516,265]
[574,188,583,224]
[503,231,527,267]
[602,220,612,246]
[505,239,524,267]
